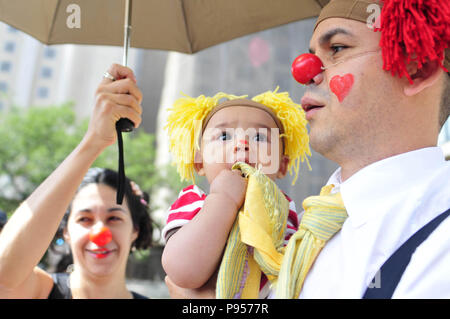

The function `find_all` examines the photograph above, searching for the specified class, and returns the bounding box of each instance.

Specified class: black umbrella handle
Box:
[115,0,134,204]
[116,123,126,205]
[116,118,134,132]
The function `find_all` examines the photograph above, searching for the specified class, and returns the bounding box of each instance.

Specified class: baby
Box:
[162,88,310,298]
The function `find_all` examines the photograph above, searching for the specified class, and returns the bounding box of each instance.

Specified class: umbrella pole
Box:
[123,0,132,67]
[115,0,133,205]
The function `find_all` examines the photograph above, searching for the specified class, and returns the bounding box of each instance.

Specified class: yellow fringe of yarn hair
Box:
[164,87,311,184]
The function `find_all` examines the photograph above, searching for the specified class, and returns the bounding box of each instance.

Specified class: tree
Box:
[0,103,186,218]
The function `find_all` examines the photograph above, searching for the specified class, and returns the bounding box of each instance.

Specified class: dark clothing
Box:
[363,207,450,298]
[48,273,148,299]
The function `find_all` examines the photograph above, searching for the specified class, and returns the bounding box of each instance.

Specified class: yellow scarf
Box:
[276,184,348,298]
[215,164,347,299]
[216,162,289,298]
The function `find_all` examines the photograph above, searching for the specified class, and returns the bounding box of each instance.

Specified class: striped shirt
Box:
[162,184,300,298]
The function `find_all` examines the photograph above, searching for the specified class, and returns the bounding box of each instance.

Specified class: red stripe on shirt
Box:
[167,207,202,223]
[170,192,205,211]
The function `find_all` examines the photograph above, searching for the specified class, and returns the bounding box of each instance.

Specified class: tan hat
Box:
[314,0,450,79]
[202,99,284,135]
[314,0,380,30]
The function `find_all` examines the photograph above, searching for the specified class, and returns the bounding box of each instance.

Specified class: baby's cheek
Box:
[202,142,227,164]
[258,143,281,175]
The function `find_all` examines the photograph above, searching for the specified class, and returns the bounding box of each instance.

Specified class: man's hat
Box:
[314,0,450,83]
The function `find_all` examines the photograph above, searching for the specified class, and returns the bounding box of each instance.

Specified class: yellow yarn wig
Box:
[164,88,311,184]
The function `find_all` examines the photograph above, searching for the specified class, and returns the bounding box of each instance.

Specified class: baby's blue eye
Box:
[253,133,267,142]
[219,131,231,141]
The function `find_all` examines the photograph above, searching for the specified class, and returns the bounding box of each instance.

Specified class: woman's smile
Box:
[85,247,117,259]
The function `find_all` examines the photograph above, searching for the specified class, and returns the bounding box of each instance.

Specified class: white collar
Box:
[325,147,447,228]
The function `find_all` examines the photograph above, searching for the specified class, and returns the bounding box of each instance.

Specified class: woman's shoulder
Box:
[0,266,53,299]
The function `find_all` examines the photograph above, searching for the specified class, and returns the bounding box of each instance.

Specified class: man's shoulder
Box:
[420,160,450,199]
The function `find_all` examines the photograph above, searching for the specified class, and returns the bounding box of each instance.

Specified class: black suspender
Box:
[363,207,450,299]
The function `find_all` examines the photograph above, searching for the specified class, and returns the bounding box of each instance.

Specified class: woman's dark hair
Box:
[56,168,153,251]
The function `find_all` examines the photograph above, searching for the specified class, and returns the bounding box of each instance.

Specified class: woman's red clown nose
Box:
[89,226,112,246]
[291,53,324,85]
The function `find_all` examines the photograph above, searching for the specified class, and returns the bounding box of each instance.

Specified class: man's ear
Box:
[194,151,205,176]
[276,155,290,179]
[404,59,443,96]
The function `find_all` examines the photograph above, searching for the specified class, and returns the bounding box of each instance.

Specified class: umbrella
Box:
[0,0,328,203]
[0,0,327,54]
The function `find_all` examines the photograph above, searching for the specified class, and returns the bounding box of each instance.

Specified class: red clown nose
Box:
[291,53,324,85]
[89,226,112,247]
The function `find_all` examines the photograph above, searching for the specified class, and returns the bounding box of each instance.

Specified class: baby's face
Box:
[195,105,288,184]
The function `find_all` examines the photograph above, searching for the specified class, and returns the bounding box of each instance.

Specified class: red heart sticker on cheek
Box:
[329,74,354,102]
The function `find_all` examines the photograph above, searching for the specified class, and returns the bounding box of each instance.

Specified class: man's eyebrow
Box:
[309,28,354,54]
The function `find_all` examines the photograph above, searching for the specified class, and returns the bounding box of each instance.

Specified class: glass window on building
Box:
[0,81,8,93]
[0,61,11,72]
[37,87,49,98]
[41,66,52,78]
[4,41,15,53]
[44,47,56,59]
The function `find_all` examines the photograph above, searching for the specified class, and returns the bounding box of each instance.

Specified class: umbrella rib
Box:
[179,0,193,54]
[47,0,62,44]
[314,0,330,8]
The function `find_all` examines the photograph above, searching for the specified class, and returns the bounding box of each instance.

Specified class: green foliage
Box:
[0,103,85,212]
[0,104,186,221]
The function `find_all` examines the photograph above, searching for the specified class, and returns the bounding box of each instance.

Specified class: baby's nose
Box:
[234,139,249,152]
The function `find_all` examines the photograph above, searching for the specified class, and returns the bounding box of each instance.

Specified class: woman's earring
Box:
[66,264,75,273]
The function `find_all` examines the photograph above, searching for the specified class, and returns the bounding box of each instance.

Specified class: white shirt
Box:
[298,147,450,298]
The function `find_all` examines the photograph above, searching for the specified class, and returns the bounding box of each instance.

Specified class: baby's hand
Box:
[209,169,248,210]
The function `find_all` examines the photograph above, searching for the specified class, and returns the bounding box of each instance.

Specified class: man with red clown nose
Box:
[165,0,450,299]
[279,0,450,299]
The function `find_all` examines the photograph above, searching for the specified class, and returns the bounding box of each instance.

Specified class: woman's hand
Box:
[84,64,143,150]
